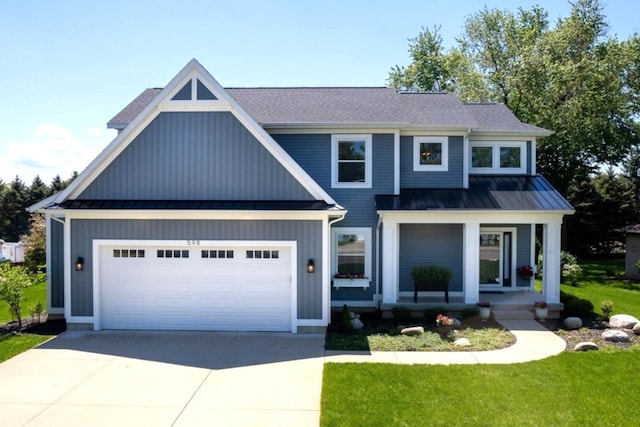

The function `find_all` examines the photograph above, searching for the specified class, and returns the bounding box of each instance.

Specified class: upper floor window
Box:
[470,141,526,174]
[413,136,448,172]
[331,134,372,188]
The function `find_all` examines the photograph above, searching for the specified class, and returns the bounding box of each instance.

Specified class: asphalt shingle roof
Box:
[107,87,550,134]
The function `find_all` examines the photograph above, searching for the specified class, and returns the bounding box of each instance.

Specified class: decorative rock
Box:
[633,323,640,335]
[451,318,462,326]
[574,342,599,351]
[400,326,424,336]
[350,318,364,330]
[602,330,630,342]
[563,317,583,330]
[454,338,470,346]
[609,314,640,329]
[349,312,360,319]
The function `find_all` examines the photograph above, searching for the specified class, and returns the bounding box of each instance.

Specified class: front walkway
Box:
[324,319,567,364]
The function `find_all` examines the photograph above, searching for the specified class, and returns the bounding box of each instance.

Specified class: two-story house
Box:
[33,60,573,332]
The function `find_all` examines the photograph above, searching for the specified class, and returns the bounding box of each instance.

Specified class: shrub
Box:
[600,300,614,320]
[424,307,448,323]
[0,264,33,328]
[411,266,453,283]
[460,307,480,319]
[391,306,411,323]
[560,291,594,319]
[538,251,583,286]
[341,304,353,330]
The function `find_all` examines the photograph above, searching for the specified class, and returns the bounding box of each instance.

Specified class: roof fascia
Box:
[56,59,338,206]
[470,129,553,137]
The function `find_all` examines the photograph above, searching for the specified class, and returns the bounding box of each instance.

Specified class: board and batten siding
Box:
[398,224,464,293]
[50,218,65,308]
[80,112,314,201]
[400,136,464,188]
[69,219,323,319]
[273,133,395,299]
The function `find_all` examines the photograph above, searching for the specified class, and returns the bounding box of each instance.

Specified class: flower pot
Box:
[437,324,454,338]
[535,307,548,320]
[479,306,491,320]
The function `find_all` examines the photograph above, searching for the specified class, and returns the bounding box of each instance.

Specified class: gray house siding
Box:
[50,218,65,308]
[69,219,323,319]
[80,112,314,201]
[273,133,395,302]
[399,224,464,293]
[400,136,464,188]
[527,141,532,175]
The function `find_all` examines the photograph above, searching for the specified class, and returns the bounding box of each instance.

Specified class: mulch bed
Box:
[0,315,67,336]
[542,318,639,351]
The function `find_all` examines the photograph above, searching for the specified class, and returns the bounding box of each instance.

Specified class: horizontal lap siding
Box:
[274,134,395,301]
[81,112,313,201]
[399,224,463,292]
[400,136,463,188]
[69,219,323,319]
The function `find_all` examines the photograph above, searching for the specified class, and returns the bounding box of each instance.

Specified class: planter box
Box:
[332,278,370,290]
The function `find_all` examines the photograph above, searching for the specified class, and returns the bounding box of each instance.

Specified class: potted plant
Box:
[435,314,455,338]
[534,301,548,320]
[476,301,491,320]
[411,265,453,303]
[516,265,534,280]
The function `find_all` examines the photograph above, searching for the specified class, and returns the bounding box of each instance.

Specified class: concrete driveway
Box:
[0,330,325,427]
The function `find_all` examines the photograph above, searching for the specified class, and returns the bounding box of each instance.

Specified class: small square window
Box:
[271,250,279,259]
[130,250,137,258]
[419,142,442,165]
[247,250,254,259]
[166,250,173,258]
[472,146,493,168]
[122,250,129,258]
[263,250,271,259]
[182,250,189,258]
[157,250,164,258]
[255,251,262,259]
[113,249,121,258]
[500,147,521,168]
[138,250,145,258]
[202,250,209,258]
[226,250,234,258]
[413,137,448,171]
[210,250,217,258]
[218,250,226,259]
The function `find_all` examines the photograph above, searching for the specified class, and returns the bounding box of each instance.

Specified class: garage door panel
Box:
[100,244,292,331]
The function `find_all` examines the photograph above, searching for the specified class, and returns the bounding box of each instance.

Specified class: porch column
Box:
[381,217,399,304]
[542,221,562,304]
[463,221,480,304]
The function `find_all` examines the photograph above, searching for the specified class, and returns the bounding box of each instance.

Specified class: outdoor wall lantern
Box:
[307,259,315,273]
[75,257,84,271]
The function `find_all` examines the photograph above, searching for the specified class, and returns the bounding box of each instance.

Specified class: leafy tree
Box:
[0,263,32,328]
[22,214,47,273]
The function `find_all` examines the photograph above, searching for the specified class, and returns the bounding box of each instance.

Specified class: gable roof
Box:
[108,87,550,135]
[53,59,339,207]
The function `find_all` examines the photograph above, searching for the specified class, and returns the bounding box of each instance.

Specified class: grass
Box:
[321,350,640,426]
[0,273,47,324]
[0,333,52,363]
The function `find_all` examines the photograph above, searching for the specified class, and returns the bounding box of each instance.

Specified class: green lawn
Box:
[0,273,47,324]
[0,333,53,363]
[322,350,640,426]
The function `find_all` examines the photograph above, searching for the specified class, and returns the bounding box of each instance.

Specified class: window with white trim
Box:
[413,136,448,171]
[331,134,372,188]
[470,141,526,174]
[331,228,372,279]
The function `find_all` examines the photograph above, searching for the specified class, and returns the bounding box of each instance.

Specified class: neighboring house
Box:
[1,241,25,263]
[32,59,573,332]
[618,225,640,280]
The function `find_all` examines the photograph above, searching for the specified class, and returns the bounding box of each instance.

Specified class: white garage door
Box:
[99,244,292,331]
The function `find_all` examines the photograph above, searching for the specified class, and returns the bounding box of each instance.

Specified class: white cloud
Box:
[1,124,114,185]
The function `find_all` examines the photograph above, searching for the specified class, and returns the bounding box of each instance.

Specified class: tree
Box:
[22,214,47,273]
[0,176,29,241]
[0,263,32,328]
[26,175,51,208]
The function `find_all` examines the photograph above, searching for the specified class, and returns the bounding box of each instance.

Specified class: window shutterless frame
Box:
[413,136,448,171]
[331,134,372,188]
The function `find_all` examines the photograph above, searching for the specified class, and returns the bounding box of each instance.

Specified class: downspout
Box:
[326,212,346,320]
[376,213,383,310]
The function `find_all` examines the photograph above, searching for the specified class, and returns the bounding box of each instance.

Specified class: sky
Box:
[2,0,639,185]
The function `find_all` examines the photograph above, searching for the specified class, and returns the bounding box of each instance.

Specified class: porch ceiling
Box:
[375,175,573,212]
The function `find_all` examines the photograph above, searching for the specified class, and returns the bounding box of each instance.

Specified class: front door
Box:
[479,228,515,289]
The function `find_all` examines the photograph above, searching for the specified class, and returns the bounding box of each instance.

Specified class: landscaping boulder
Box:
[451,318,462,326]
[609,314,639,329]
[351,318,364,330]
[454,338,470,346]
[400,326,424,336]
[602,330,630,342]
[574,342,599,351]
[563,317,582,330]
[633,323,640,335]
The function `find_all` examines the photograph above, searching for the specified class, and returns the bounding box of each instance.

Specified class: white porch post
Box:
[463,221,480,304]
[542,221,562,304]
[381,217,399,304]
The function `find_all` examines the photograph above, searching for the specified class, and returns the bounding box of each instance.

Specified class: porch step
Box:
[491,309,535,320]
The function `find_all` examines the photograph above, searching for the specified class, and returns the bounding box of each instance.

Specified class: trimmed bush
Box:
[391,306,411,323]
[561,291,594,319]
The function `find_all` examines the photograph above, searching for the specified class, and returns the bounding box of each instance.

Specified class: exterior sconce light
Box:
[75,257,84,271]
[307,259,315,273]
